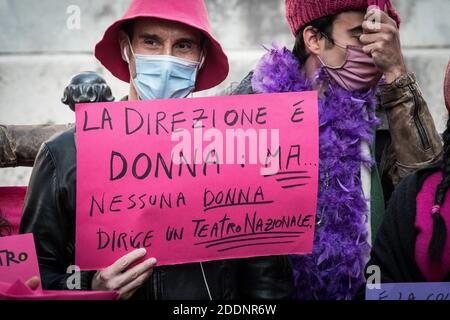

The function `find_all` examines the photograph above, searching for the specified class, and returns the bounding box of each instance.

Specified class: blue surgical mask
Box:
[125,40,201,100]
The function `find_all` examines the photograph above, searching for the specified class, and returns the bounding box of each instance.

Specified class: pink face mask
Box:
[318,42,383,92]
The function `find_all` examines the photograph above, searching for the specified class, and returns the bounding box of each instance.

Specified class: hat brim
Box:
[95,15,229,92]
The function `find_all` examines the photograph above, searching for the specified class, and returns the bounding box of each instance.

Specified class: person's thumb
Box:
[25,276,41,290]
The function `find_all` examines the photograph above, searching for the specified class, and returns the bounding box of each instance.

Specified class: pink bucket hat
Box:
[285,0,401,35]
[95,0,229,92]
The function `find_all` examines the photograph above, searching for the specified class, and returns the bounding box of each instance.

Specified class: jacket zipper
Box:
[409,84,431,150]
[153,269,159,300]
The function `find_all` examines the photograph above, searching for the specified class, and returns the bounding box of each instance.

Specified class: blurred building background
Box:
[1,0,449,185]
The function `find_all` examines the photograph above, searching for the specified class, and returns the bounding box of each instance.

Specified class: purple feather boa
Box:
[252,46,380,300]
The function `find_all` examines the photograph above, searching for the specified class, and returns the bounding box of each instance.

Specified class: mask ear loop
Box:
[124,37,143,100]
[317,33,350,70]
[123,47,130,64]
[320,32,348,50]
[198,47,207,70]
[191,48,207,95]
[123,36,134,63]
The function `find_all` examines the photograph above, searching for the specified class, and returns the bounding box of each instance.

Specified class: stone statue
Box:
[61,71,115,111]
[0,72,114,167]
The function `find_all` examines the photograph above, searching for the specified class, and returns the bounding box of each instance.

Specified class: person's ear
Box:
[118,30,131,63]
[302,26,323,56]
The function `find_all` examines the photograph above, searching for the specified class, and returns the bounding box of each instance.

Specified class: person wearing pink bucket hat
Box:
[95,0,229,100]
[20,0,294,301]
[230,0,443,300]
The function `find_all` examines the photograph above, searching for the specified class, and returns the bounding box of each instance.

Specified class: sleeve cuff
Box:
[377,73,418,109]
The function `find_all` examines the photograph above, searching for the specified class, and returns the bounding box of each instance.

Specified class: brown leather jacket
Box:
[376,73,443,195]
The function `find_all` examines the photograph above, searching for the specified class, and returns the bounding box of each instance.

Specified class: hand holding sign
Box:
[91,248,157,300]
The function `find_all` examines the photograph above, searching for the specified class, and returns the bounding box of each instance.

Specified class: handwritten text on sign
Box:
[75,92,319,269]
[366,283,450,300]
[0,233,41,289]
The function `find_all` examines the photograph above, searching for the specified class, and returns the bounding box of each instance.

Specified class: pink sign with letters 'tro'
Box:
[75,92,319,270]
[0,233,41,290]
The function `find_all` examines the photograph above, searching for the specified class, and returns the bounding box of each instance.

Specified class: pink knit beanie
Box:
[285,0,401,35]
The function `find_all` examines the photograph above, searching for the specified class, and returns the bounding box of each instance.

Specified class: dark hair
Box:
[429,120,449,261]
[292,15,337,66]
[0,211,12,237]
[122,20,135,41]
[121,19,207,47]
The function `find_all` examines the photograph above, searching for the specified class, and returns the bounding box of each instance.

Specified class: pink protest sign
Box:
[0,280,119,300]
[75,92,319,270]
[0,187,27,236]
[0,233,41,290]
